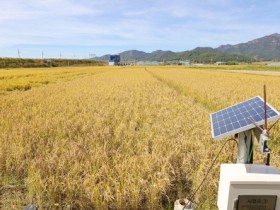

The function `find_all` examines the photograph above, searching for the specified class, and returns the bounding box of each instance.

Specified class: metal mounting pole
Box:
[264,85,267,129]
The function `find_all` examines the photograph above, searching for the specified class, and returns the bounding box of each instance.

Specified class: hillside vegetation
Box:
[217,33,280,60]
[99,49,253,63]
[97,33,280,62]
[0,66,280,209]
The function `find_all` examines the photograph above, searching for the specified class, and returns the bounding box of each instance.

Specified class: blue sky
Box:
[0,0,279,58]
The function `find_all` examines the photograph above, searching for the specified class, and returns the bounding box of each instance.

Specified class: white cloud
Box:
[0,0,99,22]
[0,0,280,57]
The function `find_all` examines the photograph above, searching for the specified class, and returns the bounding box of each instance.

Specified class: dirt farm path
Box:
[221,70,280,77]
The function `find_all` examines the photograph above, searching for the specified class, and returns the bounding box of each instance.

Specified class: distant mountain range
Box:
[216,33,280,60]
[95,33,280,62]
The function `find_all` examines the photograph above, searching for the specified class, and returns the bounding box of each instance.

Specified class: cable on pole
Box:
[182,138,238,210]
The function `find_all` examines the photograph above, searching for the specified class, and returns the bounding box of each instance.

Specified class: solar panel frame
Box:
[210,96,280,140]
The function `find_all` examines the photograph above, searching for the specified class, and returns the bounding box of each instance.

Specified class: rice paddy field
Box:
[0,65,280,209]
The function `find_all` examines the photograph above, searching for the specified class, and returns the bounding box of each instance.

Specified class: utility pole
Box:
[18,48,20,58]
[89,54,96,59]
[42,51,44,59]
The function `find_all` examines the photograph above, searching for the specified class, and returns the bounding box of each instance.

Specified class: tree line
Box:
[0,58,106,68]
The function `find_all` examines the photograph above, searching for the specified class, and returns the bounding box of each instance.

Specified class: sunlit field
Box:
[0,66,280,209]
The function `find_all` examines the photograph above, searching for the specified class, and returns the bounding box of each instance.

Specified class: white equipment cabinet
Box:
[218,164,280,210]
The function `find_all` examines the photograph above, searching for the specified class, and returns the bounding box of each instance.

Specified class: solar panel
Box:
[210,96,280,140]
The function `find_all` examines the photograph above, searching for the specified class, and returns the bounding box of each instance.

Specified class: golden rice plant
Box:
[0,66,279,209]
